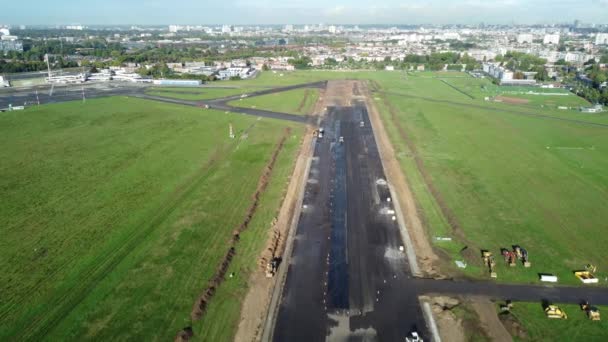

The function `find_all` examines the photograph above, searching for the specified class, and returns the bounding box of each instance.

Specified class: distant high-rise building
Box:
[221,25,232,33]
[596,33,608,45]
[0,28,10,36]
[328,25,337,34]
[517,33,534,44]
[543,34,560,45]
[284,24,293,32]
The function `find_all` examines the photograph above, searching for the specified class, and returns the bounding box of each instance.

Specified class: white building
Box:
[543,34,560,45]
[517,34,534,44]
[0,28,10,36]
[328,25,337,34]
[284,24,294,32]
[66,25,84,30]
[221,25,232,34]
[0,76,9,87]
[218,67,253,80]
[169,25,182,33]
[596,33,608,45]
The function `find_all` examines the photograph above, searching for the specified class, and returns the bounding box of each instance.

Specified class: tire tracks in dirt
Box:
[296,89,310,114]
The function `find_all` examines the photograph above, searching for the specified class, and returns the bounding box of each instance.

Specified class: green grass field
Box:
[230,88,319,115]
[0,97,303,341]
[372,74,608,285]
[506,302,608,341]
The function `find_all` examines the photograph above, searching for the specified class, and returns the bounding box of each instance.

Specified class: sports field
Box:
[230,88,320,115]
[439,76,590,108]
[0,97,303,340]
[372,74,608,285]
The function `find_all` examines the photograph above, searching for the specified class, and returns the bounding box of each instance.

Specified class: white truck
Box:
[405,332,423,342]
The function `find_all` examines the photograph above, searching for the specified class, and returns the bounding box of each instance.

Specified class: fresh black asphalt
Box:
[273,102,428,341]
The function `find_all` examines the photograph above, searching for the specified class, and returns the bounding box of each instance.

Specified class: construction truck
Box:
[405,331,423,342]
[265,258,279,278]
[545,305,567,319]
[581,302,601,321]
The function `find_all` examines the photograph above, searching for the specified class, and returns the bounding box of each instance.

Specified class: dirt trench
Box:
[176,128,291,340]
[296,89,310,113]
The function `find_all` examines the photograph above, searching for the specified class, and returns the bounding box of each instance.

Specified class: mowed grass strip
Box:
[230,88,320,115]
[0,97,303,340]
[506,302,608,341]
[373,77,608,285]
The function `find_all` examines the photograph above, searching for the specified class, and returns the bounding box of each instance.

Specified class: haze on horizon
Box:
[2,0,608,26]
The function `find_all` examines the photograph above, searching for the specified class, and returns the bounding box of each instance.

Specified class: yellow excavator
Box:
[545,305,567,319]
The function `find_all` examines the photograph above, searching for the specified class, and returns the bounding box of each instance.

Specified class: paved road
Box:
[417,278,608,305]
[0,81,325,125]
[273,101,427,341]
[0,82,145,108]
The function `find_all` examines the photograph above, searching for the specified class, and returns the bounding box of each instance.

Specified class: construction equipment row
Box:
[543,302,601,321]
[481,244,530,278]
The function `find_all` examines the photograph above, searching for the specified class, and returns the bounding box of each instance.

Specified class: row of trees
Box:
[307,52,481,71]
[0,57,78,73]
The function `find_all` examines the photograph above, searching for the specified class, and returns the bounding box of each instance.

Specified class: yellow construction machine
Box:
[545,305,567,319]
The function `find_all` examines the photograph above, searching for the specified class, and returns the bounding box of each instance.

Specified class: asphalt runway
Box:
[273,101,427,341]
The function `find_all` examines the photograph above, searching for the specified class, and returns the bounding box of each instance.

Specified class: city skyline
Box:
[2,0,608,26]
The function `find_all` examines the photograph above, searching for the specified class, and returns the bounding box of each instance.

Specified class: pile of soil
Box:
[495,95,529,105]
[499,312,529,340]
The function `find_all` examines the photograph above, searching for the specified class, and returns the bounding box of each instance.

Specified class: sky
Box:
[2,0,608,26]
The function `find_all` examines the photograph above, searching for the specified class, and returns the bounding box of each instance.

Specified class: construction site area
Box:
[2,70,608,341]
